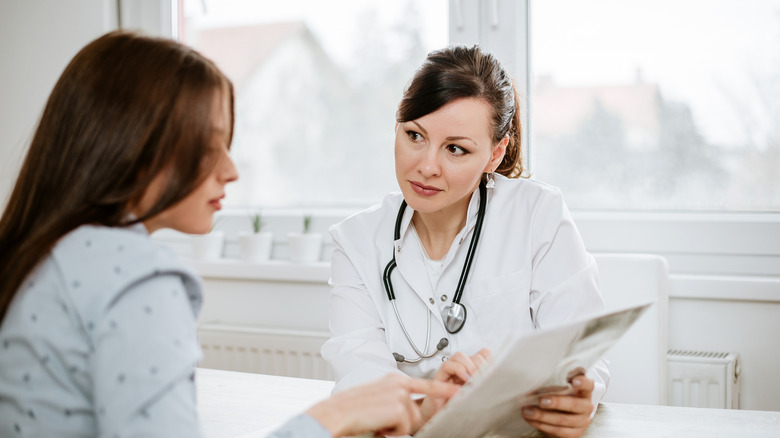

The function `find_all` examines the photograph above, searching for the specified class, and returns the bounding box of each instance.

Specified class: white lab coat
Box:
[321,174,609,408]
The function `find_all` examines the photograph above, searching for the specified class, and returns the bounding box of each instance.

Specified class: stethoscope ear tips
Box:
[393,352,406,362]
[436,338,449,350]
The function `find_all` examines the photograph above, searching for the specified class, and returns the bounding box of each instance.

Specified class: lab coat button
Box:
[428,298,435,305]
[440,294,447,301]
[442,356,448,362]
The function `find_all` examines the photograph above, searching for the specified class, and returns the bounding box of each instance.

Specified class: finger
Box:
[470,348,492,368]
[376,386,415,436]
[406,378,460,399]
[404,388,423,432]
[524,418,587,438]
[474,347,492,361]
[439,360,473,384]
[570,375,595,395]
[446,352,479,376]
[522,401,592,427]
[535,394,594,415]
[566,366,587,381]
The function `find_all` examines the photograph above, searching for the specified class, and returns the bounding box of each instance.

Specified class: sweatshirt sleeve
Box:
[91,273,203,438]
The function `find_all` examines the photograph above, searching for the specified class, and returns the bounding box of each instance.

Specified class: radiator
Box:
[197,324,335,381]
[667,349,741,409]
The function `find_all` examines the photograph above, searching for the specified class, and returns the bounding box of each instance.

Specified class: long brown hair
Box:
[396,45,524,178]
[0,31,234,322]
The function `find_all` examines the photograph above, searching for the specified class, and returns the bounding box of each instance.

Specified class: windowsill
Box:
[158,209,780,285]
[185,258,330,283]
[183,258,780,302]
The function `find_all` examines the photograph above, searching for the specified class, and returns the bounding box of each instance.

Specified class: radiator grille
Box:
[198,324,335,381]
[198,327,743,409]
[667,349,740,409]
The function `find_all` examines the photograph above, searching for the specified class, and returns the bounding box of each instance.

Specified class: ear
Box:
[484,135,509,172]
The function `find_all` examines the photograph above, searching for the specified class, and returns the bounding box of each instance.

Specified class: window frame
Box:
[148,0,779,297]
[451,0,780,278]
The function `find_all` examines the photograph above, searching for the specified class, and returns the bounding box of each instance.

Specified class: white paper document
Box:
[414,302,652,438]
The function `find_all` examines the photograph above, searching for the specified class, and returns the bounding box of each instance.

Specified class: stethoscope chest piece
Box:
[384,180,487,362]
[442,302,467,334]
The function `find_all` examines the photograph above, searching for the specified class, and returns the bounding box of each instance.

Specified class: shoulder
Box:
[54,224,188,272]
[492,175,564,208]
[330,192,403,242]
[51,224,201,312]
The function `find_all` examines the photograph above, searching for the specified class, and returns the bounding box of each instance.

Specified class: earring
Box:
[485,172,496,189]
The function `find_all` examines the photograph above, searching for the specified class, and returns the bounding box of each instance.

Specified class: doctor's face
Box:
[394,97,506,217]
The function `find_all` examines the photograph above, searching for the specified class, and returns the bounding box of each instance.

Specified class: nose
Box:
[418,146,441,178]
[220,151,239,184]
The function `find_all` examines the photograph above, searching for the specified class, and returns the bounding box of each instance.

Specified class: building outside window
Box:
[180,0,779,213]
[531,0,780,212]
[181,0,447,208]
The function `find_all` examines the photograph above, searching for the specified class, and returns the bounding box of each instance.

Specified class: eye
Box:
[406,130,424,142]
[446,144,468,156]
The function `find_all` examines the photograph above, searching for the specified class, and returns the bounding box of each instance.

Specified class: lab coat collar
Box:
[395,187,484,247]
[391,187,485,326]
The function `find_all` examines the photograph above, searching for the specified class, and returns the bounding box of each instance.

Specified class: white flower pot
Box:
[239,231,273,262]
[287,232,323,263]
[191,231,225,260]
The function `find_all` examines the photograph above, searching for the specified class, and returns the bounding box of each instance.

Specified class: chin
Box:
[403,196,439,214]
[179,220,213,235]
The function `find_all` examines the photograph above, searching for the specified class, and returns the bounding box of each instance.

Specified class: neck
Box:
[412,197,471,260]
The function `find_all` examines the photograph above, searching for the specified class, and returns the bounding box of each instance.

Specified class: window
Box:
[180,0,448,208]
[160,0,778,275]
[531,0,780,212]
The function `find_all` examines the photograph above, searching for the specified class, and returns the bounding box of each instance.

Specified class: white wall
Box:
[0,0,118,208]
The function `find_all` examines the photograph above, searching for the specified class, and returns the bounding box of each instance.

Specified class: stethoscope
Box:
[383,180,487,363]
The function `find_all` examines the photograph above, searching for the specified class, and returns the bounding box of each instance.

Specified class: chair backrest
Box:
[594,253,669,405]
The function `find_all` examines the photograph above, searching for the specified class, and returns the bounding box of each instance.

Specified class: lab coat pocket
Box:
[464,269,531,347]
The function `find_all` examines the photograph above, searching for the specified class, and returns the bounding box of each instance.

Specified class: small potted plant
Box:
[239,210,273,262]
[287,213,323,263]
[191,219,225,260]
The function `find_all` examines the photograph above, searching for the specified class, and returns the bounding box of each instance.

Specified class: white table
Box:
[196,368,334,438]
[196,368,780,438]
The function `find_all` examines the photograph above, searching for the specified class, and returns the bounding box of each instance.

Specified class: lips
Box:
[209,195,224,211]
[410,181,442,197]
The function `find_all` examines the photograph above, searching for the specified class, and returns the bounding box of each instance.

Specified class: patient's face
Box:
[136,92,238,234]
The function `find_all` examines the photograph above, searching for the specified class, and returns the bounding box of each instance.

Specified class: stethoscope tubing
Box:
[391,299,432,359]
[383,180,488,351]
[452,182,487,304]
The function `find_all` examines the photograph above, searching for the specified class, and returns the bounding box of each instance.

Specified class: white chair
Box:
[594,253,669,405]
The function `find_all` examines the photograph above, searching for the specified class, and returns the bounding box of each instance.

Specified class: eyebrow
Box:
[409,121,477,145]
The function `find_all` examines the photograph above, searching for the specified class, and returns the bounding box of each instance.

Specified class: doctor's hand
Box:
[305,373,459,438]
[419,348,492,427]
[520,372,595,438]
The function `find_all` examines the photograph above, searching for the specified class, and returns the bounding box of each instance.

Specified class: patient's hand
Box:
[306,373,459,437]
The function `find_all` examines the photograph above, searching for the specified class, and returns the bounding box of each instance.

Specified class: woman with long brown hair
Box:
[0,31,457,437]
[322,45,609,437]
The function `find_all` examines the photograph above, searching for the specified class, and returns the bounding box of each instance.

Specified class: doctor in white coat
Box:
[321,46,608,438]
